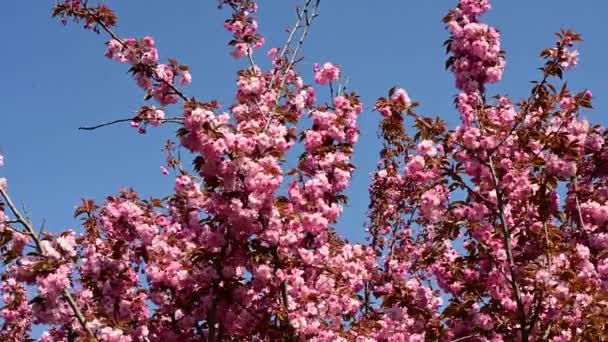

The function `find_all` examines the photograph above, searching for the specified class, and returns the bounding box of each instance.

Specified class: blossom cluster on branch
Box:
[1,0,607,341]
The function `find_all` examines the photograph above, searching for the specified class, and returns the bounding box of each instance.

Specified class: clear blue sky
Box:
[1,1,607,246]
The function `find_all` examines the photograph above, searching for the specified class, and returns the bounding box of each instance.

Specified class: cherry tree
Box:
[1,0,607,341]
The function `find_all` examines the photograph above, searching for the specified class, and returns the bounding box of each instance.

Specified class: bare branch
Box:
[79,117,184,131]
[264,0,321,132]
[79,118,133,131]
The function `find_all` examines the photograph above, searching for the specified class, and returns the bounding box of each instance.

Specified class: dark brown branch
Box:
[79,117,184,131]
[79,118,133,130]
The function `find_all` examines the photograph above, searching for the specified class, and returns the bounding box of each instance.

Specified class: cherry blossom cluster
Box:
[52,0,117,32]
[130,106,166,133]
[364,0,608,340]
[2,0,607,341]
[541,29,582,71]
[105,37,191,106]
[220,0,264,58]
[313,62,340,85]
[444,0,505,92]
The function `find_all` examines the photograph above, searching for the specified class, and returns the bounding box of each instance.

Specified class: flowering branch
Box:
[84,5,190,103]
[0,187,97,340]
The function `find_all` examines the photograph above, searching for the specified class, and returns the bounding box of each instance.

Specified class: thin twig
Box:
[573,177,587,231]
[263,0,320,132]
[79,117,184,131]
[452,334,480,342]
[278,0,319,91]
[543,221,552,271]
[0,187,97,340]
[79,118,133,130]
[247,51,256,69]
[268,2,308,88]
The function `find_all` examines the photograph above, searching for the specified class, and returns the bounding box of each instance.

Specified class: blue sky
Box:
[1,0,608,247]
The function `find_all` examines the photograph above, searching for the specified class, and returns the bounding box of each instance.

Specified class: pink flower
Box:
[0,154,4,167]
[155,64,174,83]
[560,96,576,111]
[377,105,392,118]
[56,232,77,258]
[417,140,437,157]
[141,107,165,127]
[391,88,411,107]
[180,70,192,85]
[460,0,491,17]
[446,17,504,91]
[267,47,278,58]
[231,42,251,58]
[406,155,426,174]
[160,166,169,175]
[254,37,265,49]
[313,62,341,85]
[560,49,579,69]
[37,264,71,301]
[545,153,577,178]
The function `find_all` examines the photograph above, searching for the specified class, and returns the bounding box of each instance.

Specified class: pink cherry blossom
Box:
[0,0,602,341]
[313,62,340,85]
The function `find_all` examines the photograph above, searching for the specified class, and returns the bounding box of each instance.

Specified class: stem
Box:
[487,158,528,341]
[208,295,217,342]
[452,334,480,342]
[543,222,552,270]
[263,0,320,132]
[79,118,133,130]
[247,51,256,69]
[0,187,97,340]
[476,87,529,341]
[268,0,316,89]
[573,177,587,231]
[78,117,184,131]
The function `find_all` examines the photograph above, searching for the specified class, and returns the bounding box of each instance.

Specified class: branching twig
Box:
[268,1,310,88]
[263,0,320,132]
[278,0,320,92]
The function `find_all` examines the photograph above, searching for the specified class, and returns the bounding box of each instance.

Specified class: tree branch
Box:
[0,187,97,340]
[78,117,184,131]
[487,158,528,341]
[263,0,320,132]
